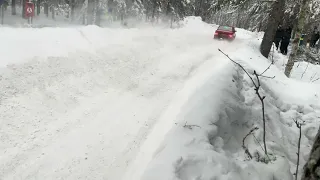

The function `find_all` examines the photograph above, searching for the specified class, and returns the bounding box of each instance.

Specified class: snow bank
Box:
[233,37,320,106]
[138,24,320,180]
[139,53,293,180]
[232,35,320,180]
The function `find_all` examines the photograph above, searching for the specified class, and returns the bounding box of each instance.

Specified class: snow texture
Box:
[1,16,320,180]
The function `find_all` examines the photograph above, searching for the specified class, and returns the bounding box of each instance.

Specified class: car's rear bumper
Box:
[214,36,235,41]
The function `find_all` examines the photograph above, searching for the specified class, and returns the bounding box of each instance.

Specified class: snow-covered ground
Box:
[138,27,320,180]
[1,16,320,180]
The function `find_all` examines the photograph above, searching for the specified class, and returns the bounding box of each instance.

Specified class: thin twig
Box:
[218,48,257,87]
[183,121,201,130]
[258,44,276,77]
[260,43,275,76]
[310,72,317,82]
[254,71,268,156]
[252,133,271,163]
[293,119,303,180]
[219,49,270,157]
[297,61,301,68]
[252,134,265,152]
[242,127,259,159]
[301,62,309,79]
[259,62,273,76]
[312,77,320,82]
[259,74,276,79]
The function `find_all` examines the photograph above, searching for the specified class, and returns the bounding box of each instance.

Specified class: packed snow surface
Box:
[0,17,237,179]
[1,16,320,180]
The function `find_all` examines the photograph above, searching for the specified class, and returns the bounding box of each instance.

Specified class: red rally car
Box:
[214,25,236,41]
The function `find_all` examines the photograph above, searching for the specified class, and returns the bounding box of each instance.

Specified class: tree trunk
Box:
[151,1,157,22]
[284,0,310,77]
[95,0,101,26]
[51,6,55,20]
[12,0,16,15]
[37,0,40,15]
[22,0,26,18]
[70,0,75,21]
[260,0,285,58]
[290,2,301,39]
[44,2,48,17]
[1,5,4,24]
[87,0,95,24]
[165,0,171,16]
[301,125,320,180]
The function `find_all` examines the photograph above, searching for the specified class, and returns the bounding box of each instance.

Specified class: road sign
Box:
[24,2,34,18]
[27,7,32,13]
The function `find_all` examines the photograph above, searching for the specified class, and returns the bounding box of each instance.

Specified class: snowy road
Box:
[0,21,245,179]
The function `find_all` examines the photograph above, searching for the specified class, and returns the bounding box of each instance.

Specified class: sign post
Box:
[24,1,34,24]
[0,0,4,25]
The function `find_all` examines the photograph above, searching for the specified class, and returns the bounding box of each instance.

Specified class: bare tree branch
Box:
[218,48,257,87]
[293,118,304,180]
[218,49,270,157]
[301,62,309,79]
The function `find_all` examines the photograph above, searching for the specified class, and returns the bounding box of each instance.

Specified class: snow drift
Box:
[135,19,320,180]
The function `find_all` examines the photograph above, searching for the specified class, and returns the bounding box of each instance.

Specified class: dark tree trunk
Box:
[12,0,16,15]
[51,6,55,19]
[1,5,4,24]
[22,0,26,18]
[301,125,320,180]
[151,1,157,22]
[260,0,285,58]
[44,2,48,17]
[165,0,171,16]
[37,0,40,15]
[70,0,75,21]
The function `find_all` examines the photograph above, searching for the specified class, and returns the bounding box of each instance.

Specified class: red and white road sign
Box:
[26,7,32,13]
[24,2,34,18]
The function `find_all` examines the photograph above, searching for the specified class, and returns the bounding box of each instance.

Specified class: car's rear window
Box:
[218,26,233,31]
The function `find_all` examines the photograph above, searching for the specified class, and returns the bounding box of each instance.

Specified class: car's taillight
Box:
[214,32,219,36]
[228,34,233,37]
